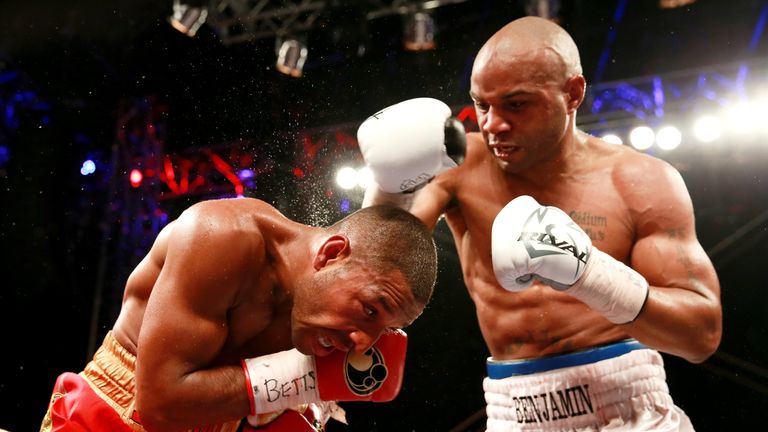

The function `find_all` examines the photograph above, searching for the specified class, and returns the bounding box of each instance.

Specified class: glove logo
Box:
[520,207,589,266]
[343,346,388,396]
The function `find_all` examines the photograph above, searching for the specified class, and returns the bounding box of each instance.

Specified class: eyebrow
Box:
[469,90,533,101]
[377,295,395,316]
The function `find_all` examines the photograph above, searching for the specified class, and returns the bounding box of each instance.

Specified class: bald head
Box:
[473,16,582,83]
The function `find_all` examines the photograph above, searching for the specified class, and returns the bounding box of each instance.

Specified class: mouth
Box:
[318,335,333,349]
[492,145,521,158]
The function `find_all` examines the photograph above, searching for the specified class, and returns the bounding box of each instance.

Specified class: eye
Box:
[363,304,378,318]
[474,102,489,113]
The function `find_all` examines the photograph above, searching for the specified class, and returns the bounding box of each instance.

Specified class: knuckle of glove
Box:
[357,98,453,193]
[492,196,592,290]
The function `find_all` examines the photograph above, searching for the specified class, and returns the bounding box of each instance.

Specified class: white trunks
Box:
[484,339,694,431]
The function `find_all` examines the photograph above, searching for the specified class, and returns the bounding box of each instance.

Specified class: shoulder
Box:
[181,197,278,218]
[171,198,278,252]
[605,145,694,228]
[454,131,489,172]
[609,146,687,197]
[432,132,486,190]
[466,132,486,153]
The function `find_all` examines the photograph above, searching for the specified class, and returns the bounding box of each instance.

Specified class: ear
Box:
[313,234,351,270]
[564,74,586,113]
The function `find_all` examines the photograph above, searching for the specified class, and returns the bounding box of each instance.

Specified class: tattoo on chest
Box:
[568,210,607,242]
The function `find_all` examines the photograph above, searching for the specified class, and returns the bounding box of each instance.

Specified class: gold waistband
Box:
[82,331,240,432]
[81,331,137,410]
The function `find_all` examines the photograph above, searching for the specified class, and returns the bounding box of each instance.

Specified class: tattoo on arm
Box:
[675,243,701,286]
[666,227,686,238]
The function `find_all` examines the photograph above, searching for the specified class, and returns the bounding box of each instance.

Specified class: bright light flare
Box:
[656,126,682,150]
[601,134,623,145]
[629,126,655,150]
[335,167,359,190]
[692,115,722,142]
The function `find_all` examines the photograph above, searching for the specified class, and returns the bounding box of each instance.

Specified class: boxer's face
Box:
[291,263,422,357]
[470,50,571,174]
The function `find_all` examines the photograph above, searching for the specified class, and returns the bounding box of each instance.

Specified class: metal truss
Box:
[579,59,768,132]
[205,0,469,44]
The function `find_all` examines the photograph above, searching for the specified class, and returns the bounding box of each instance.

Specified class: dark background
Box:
[1,0,767,431]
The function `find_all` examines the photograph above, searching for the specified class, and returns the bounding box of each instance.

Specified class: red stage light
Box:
[129,169,143,188]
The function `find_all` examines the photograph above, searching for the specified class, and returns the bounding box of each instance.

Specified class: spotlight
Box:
[335,166,373,190]
[524,0,561,20]
[276,38,308,77]
[659,0,696,9]
[628,126,655,151]
[80,159,96,176]
[656,126,682,150]
[169,0,208,37]
[403,12,436,51]
[692,115,722,143]
[336,167,359,190]
[129,169,143,188]
[600,134,623,145]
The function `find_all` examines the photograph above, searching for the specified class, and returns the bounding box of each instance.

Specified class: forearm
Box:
[362,184,415,210]
[138,365,250,432]
[571,249,721,363]
[624,284,722,363]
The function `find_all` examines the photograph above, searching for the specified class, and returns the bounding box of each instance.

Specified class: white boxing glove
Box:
[357,98,466,194]
[492,196,649,324]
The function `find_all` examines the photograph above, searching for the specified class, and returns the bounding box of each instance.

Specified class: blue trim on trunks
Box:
[487,339,647,379]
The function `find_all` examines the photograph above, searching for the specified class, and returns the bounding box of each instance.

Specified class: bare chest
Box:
[444,165,635,352]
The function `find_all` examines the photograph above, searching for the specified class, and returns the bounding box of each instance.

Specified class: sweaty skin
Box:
[402,17,721,362]
[109,198,421,431]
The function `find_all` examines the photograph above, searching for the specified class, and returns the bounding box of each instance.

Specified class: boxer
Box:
[41,199,437,431]
[357,16,721,431]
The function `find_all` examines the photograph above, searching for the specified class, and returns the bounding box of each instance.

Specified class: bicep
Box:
[632,229,719,301]
[137,213,242,390]
[628,165,719,301]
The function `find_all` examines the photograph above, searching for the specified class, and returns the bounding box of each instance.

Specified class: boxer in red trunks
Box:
[41,198,437,431]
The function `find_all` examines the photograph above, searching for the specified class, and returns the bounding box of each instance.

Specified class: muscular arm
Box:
[621,161,722,363]
[135,204,260,430]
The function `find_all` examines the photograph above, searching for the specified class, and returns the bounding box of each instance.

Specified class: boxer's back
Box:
[112,198,294,358]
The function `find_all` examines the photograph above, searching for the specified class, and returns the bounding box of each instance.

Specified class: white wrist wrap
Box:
[362,182,416,209]
[242,349,320,415]
[567,249,649,324]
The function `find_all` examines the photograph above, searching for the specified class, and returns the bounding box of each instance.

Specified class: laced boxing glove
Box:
[357,98,466,194]
[491,196,649,324]
[243,401,346,431]
[241,329,407,417]
[243,408,320,432]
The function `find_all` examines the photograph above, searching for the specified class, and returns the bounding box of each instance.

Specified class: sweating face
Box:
[290,263,422,357]
[470,17,583,174]
[471,49,572,174]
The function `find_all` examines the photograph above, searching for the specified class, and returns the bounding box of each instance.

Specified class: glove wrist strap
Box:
[242,349,320,415]
[568,249,650,324]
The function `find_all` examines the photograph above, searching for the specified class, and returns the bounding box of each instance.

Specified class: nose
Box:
[348,330,379,353]
[481,107,511,135]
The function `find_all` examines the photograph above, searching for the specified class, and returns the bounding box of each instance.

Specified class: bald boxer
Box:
[40,198,437,432]
[358,16,721,431]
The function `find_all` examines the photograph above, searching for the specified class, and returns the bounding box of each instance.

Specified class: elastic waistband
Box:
[486,339,647,379]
